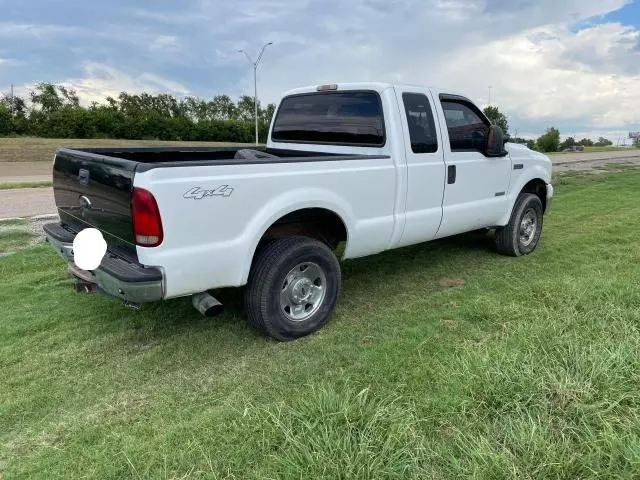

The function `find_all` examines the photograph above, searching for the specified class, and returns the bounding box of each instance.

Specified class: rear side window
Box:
[271,91,385,147]
[440,100,489,152]
[402,93,438,153]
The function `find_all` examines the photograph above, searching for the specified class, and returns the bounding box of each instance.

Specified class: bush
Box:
[1,83,275,143]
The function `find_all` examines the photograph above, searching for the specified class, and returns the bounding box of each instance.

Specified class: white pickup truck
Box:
[44,82,553,340]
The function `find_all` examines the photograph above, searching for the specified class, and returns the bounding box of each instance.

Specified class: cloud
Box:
[430,22,640,129]
[245,0,638,136]
[0,22,81,39]
[58,63,190,104]
[1,0,638,138]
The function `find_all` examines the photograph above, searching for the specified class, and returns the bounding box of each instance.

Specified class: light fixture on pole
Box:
[238,42,273,145]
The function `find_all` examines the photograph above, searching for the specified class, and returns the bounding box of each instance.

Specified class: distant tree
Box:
[235,95,257,122]
[594,136,613,147]
[261,103,276,126]
[0,103,11,135]
[577,138,594,147]
[212,95,236,120]
[633,137,640,148]
[559,136,576,151]
[1,93,27,117]
[536,127,561,152]
[30,83,80,113]
[483,106,509,135]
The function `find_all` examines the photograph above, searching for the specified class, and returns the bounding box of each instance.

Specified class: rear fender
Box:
[239,188,354,285]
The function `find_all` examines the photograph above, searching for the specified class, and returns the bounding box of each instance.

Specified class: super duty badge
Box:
[183,186,234,200]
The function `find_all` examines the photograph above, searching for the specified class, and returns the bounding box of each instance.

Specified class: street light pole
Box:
[238,42,273,145]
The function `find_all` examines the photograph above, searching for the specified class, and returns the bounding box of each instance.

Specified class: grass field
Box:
[0,181,52,190]
[1,170,640,478]
[0,136,637,163]
[0,137,248,163]
[549,146,638,155]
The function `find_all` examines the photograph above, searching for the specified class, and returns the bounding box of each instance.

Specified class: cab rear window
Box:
[271,91,385,147]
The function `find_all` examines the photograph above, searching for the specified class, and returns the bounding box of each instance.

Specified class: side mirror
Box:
[486,125,508,157]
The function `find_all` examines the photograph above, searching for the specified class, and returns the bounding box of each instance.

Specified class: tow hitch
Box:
[68,264,98,294]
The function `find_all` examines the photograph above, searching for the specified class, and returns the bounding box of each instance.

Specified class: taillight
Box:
[132,187,163,247]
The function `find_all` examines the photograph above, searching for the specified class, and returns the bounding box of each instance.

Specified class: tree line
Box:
[483,106,629,153]
[1,84,633,150]
[0,82,277,143]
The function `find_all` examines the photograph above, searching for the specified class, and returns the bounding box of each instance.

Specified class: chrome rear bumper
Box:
[43,223,164,303]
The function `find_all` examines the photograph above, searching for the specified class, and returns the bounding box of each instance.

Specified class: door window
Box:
[402,93,438,153]
[441,100,489,152]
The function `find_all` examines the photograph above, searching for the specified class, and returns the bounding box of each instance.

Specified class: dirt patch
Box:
[438,278,466,288]
[0,216,53,256]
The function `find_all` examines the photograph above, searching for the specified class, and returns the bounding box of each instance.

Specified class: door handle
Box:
[447,165,456,184]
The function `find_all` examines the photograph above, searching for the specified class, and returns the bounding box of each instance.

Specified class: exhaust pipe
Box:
[192,292,223,317]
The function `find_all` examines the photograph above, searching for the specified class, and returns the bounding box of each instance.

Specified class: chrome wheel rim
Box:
[280,262,327,322]
[519,208,538,246]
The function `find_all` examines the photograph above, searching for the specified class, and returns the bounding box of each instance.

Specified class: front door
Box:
[434,96,511,239]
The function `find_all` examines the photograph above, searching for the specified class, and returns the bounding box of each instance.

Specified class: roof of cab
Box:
[280,82,468,100]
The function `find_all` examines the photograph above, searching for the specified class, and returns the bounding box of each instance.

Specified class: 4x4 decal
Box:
[183,186,234,200]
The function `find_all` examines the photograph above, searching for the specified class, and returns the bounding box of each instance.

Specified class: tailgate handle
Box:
[79,195,92,210]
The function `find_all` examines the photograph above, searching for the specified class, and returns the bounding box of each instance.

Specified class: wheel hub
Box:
[280,262,327,322]
[291,278,313,304]
[519,208,538,246]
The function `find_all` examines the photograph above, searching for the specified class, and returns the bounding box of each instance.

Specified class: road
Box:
[0,188,57,219]
[1,150,639,220]
[551,150,640,172]
[0,162,51,183]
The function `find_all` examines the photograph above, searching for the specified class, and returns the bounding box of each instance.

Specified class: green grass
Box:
[0,137,249,162]
[0,218,27,227]
[1,171,640,478]
[0,181,53,189]
[551,146,639,155]
[583,146,636,153]
[0,229,35,254]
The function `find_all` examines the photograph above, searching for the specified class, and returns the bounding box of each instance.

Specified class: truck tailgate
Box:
[53,148,138,260]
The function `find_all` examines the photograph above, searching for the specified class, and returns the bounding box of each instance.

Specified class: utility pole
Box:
[10,84,14,115]
[238,42,274,145]
[488,85,492,106]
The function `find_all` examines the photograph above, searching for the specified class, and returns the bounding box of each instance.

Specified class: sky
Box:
[1,0,639,141]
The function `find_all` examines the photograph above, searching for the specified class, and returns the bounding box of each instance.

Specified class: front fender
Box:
[498,165,551,226]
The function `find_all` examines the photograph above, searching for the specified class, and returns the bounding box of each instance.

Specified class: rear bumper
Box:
[546,183,554,212]
[43,223,164,303]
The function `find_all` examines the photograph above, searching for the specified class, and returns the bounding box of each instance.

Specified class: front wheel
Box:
[244,236,341,341]
[495,193,544,256]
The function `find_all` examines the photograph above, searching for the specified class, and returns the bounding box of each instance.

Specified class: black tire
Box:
[244,236,341,341]
[495,193,544,256]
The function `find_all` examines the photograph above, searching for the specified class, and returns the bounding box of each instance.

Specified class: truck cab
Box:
[44,82,553,341]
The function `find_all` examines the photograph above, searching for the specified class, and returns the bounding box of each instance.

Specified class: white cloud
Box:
[430,23,640,129]
[59,62,190,104]
[148,35,181,52]
[2,0,637,139]
[0,22,81,39]
[240,0,638,137]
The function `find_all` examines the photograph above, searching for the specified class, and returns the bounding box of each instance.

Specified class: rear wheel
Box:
[244,236,341,341]
[495,193,544,256]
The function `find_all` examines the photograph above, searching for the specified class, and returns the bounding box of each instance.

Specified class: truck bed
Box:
[67,146,364,167]
[52,146,388,263]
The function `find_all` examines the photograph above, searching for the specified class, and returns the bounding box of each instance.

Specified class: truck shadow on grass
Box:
[130,230,500,342]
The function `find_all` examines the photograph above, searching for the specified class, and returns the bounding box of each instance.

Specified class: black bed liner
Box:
[61,146,389,172]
